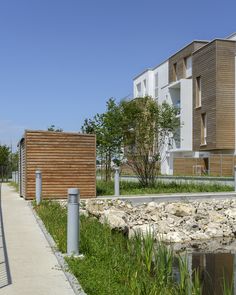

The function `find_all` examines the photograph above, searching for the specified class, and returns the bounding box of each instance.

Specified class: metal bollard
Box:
[234,166,236,192]
[114,167,120,197]
[67,188,80,256]
[35,170,42,205]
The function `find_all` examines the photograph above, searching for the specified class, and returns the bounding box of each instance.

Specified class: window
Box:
[201,113,207,145]
[173,63,177,81]
[184,56,192,78]
[136,83,141,97]
[196,76,201,107]
[154,73,158,98]
[143,79,147,96]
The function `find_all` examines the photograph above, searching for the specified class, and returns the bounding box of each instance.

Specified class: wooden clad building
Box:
[18,130,96,200]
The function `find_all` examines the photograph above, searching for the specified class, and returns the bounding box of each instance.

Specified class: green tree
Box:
[10,151,19,171]
[120,96,178,187]
[0,145,11,181]
[82,98,123,181]
[47,124,63,132]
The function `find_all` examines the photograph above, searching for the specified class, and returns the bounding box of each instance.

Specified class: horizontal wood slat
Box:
[174,154,236,177]
[19,130,96,200]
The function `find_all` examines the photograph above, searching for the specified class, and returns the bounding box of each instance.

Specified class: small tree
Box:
[82,98,123,181]
[0,145,11,181]
[120,96,178,187]
[47,125,63,132]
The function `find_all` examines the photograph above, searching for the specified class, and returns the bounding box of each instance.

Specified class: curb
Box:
[28,202,87,295]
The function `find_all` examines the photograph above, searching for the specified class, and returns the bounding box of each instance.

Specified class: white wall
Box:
[227,33,236,41]
[153,61,171,174]
[132,61,193,175]
[152,61,169,101]
[133,70,153,98]
[180,79,193,151]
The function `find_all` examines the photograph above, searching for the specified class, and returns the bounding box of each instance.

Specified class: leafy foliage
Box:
[47,124,63,132]
[82,96,178,186]
[82,98,123,181]
[120,96,179,186]
[11,151,18,171]
[0,145,11,180]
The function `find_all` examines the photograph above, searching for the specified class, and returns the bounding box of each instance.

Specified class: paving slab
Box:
[0,183,75,295]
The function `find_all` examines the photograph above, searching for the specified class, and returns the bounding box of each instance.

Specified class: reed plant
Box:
[222,271,234,295]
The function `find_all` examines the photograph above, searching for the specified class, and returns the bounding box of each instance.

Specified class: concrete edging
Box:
[96,191,236,205]
[28,202,87,295]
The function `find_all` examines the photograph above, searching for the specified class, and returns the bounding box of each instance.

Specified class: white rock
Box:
[129,224,156,238]
[224,208,236,218]
[146,202,158,211]
[86,202,105,217]
[205,223,223,237]
[100,211,127,230]
[79,209,89,217]
[156,220,170,234]
[190,232,209,240]
[208,211,227,223]
[165,203,195,217]
[165,231,190,243]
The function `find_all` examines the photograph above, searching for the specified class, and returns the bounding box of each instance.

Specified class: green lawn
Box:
[96,180,233,196]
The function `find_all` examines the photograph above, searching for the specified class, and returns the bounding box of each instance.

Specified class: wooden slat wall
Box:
[192,41,217,151]
[216,40,236,149]
[192,40,236,151]
[222,155,234,176]
[22,130,96,200]
[174,155,236,177]
[209,155,221,176]
[169,41,208,83]
[173,158,206,176]
[210,154,235,177]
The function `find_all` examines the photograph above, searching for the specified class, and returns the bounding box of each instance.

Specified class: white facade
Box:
[133,70,154,98]
[133,59,194,175]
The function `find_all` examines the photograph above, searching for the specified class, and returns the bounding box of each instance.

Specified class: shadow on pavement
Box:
[0,182,12,289]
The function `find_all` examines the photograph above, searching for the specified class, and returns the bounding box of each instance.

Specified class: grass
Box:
[96,180,233,196]
[34,200,234,295]
[8,181,19,192]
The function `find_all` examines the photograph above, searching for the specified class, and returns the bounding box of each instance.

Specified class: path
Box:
[0,183,75,295]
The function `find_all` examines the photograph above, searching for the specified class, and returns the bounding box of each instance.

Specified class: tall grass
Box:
[34,201,234,295]
[222,271,234,295]
[96,180,233,196]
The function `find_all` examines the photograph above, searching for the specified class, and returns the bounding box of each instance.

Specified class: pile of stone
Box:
[79,199,236,247]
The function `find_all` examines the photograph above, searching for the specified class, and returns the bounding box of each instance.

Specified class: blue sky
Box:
[0,0,236,148]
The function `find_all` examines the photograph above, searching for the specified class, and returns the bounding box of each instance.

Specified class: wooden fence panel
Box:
[19,130,96,200]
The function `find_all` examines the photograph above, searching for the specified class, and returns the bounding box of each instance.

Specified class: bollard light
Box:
[35,170,42,205]
[114,166,120,197]
[67,188,80,256]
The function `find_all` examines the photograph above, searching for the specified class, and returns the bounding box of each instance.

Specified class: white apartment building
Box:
[133,59,194,175]
[133,33,236,176]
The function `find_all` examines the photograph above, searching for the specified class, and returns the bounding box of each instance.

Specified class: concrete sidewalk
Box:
[0,184,75,295]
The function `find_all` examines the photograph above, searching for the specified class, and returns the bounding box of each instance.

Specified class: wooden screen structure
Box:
[173,154,236,177]
[18,130,96,200]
